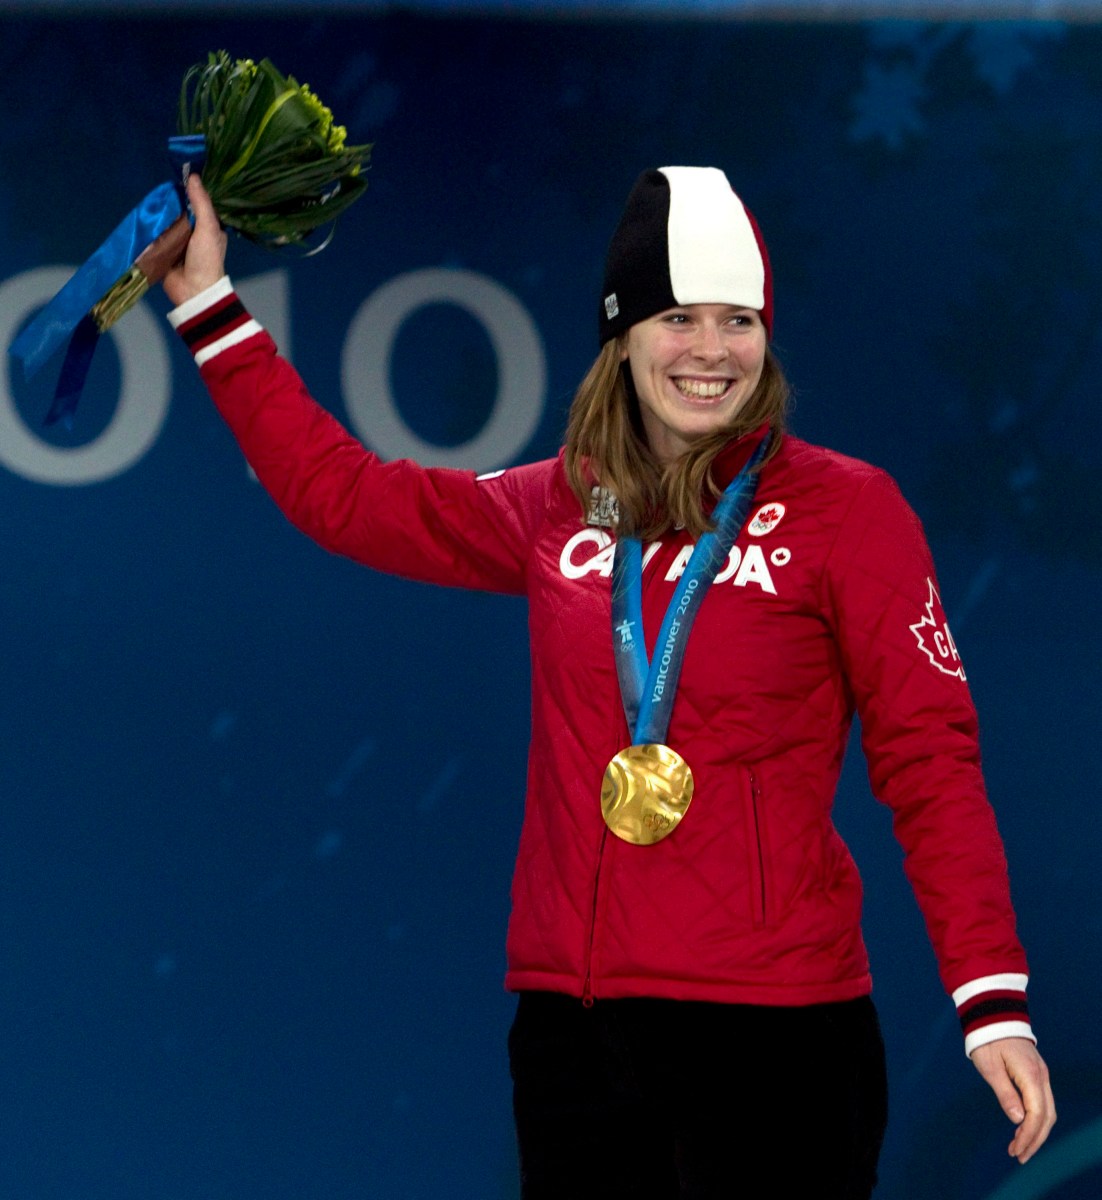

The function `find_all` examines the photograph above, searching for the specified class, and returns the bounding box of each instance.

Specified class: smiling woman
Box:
[160,162,1054,1199]
[565,167,787,541]
[622,304,767,463]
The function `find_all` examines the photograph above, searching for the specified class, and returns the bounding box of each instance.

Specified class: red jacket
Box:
[170,279,1035,1055]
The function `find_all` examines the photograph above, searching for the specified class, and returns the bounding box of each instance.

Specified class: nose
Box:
[691,319,726,362]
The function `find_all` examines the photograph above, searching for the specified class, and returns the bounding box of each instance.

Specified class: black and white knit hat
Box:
[599,166,773,344]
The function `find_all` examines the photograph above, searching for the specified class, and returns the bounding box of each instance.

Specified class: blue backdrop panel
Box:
[0,15,1098,1200]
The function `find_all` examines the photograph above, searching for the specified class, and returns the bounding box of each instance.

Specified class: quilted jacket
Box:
[169,278,1035,1054]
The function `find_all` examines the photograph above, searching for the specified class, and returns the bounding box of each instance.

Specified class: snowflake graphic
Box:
[850,21,1063,156]
[850,61,927,150]
[966,24,1064,96]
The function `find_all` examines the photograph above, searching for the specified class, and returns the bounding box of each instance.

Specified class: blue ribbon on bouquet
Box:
[8,134,206,426]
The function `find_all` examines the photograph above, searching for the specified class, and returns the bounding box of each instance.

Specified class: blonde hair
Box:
[563,342,789,540]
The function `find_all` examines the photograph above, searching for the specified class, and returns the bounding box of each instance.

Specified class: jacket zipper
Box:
[582,827,609,1006]
[750,768,768,927]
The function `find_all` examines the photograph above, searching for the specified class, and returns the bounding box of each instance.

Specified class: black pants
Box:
[509,992,888,1199]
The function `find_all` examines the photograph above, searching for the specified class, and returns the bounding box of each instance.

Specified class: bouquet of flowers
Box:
[182,51,369,244]
[11,51,372,423]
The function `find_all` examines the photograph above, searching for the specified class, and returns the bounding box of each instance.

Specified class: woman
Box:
[164,166,1054,1197]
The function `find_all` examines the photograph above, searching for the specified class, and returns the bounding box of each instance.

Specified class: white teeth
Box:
[675,378,730,398]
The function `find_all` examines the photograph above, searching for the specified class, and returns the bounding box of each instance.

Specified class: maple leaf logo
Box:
[909,578,966,681]
[748,502,786,537]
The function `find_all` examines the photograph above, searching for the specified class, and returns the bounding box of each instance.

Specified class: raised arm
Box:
[162,175,548,596]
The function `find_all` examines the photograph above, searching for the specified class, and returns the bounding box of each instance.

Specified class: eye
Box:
[661,311,690,325]
[726,310,760,329]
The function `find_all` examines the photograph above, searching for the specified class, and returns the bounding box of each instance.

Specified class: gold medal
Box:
[600,743,694,846]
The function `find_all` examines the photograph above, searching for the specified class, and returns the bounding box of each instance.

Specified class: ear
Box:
[618,334,629,363]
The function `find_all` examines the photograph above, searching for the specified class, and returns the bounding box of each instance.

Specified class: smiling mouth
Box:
[673,377,732,399]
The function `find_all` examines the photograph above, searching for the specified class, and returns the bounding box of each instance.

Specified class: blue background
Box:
[1,13,1099,1199]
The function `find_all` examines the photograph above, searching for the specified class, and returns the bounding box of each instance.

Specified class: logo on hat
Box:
[748,502,785,536]
[604,293,620,320]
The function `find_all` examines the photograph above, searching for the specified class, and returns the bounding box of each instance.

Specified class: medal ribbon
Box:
[611,435,770,744]
[9,135,206,425]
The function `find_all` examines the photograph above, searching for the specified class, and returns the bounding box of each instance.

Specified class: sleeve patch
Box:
[909,578,966,681]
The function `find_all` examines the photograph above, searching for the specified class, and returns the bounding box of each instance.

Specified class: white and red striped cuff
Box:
[953,973,1035,1057]
[167,276,263,366]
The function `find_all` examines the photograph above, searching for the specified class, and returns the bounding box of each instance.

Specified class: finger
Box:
[989,1074,1025,1126]
[186,173,220,232]
[179,174,228,288]
[971,1047,1027,1125]
[1000,1050,1053,1162]
[970,1039,1057,1166]
[1008,1071,1056,1164]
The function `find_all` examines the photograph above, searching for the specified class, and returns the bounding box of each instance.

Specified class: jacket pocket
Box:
[746,769,772,929]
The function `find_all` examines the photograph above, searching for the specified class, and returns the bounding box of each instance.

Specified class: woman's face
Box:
[621,303,767,464]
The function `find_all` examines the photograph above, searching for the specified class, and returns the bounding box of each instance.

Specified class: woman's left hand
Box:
[970,1037,1056,1164]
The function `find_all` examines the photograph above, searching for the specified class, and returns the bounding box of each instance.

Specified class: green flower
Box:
[178,51,372,245]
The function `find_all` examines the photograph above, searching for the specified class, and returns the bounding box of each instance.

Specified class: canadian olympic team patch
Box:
[909,578,966,681]
[748,502,785,537]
